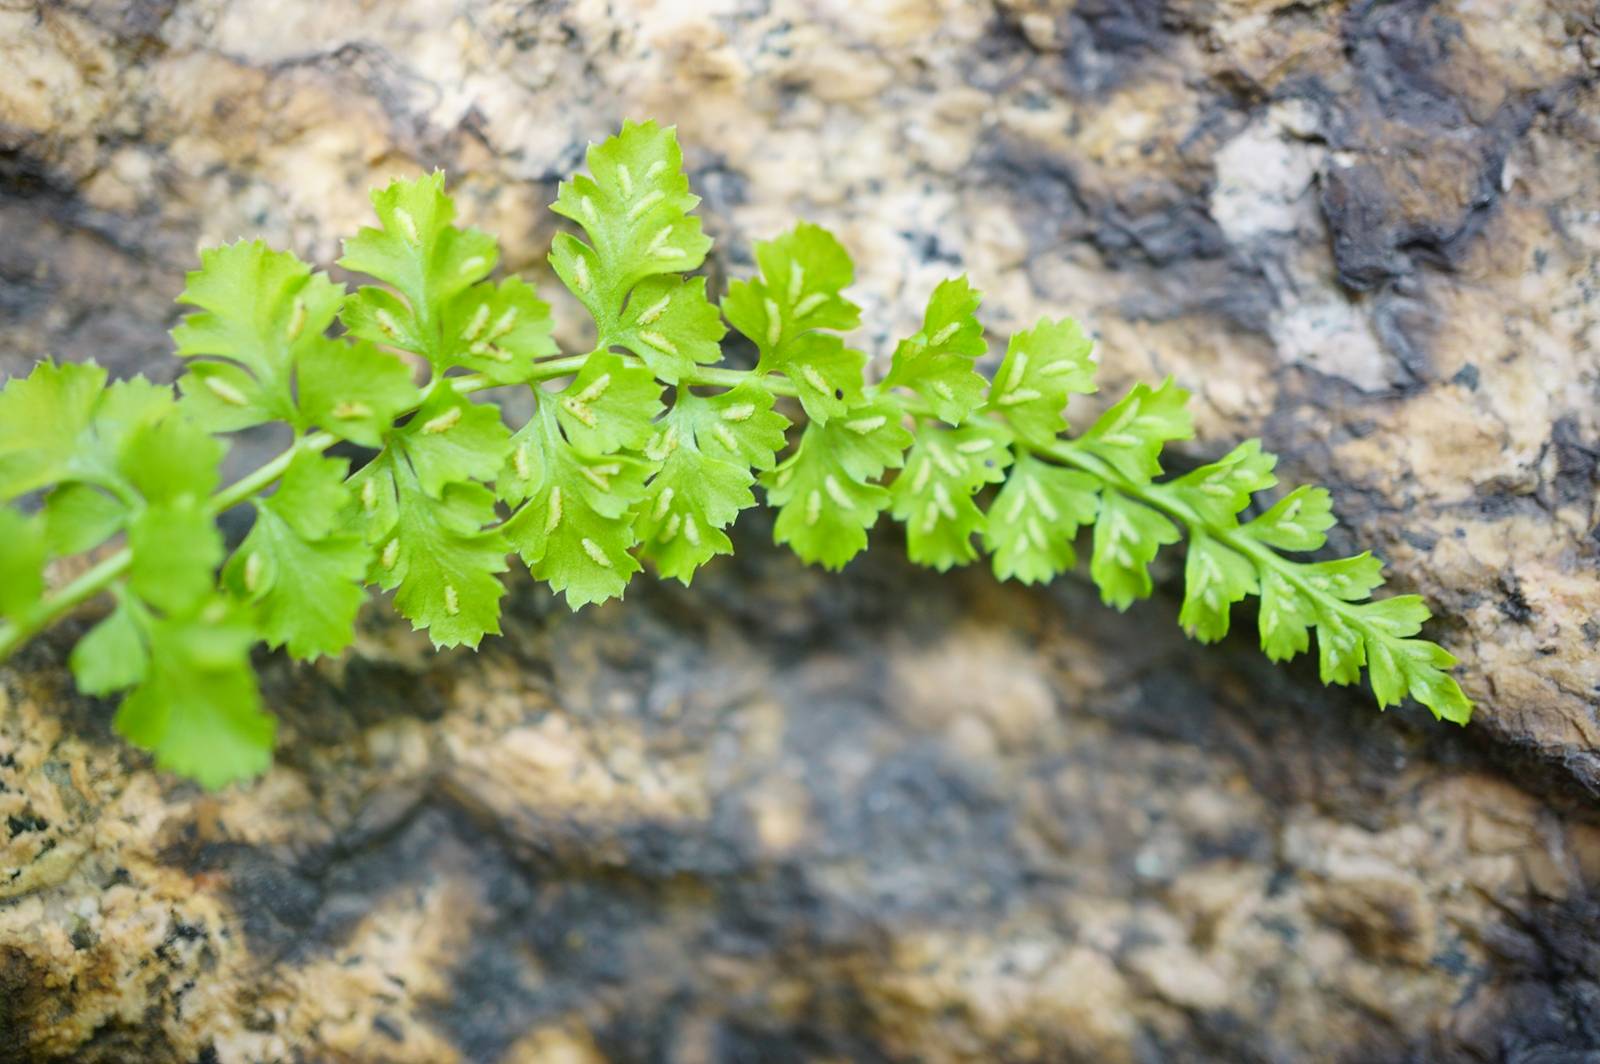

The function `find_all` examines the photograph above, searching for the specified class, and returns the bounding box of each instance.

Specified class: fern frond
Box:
[0,121,1473,789]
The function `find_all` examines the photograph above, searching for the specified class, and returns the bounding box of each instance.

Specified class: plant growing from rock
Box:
[0,122,1472,787]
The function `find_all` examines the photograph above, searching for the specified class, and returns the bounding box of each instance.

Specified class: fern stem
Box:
[0,360,821,663]
[0,371,520,664]
[1036,437,1379,649]
[0,431,342,663]
[0,552,131,661]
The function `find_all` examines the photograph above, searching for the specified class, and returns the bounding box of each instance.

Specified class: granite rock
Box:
[5,551,1600,1060]
[2,0,1599,1059]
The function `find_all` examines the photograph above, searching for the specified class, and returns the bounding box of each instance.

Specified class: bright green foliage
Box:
[114,599,275,790]
[224,452,369,660]
[889,421,1012,570]
[1090,491,1182,609]
[121,416,227,617]
[1169,442,1276,641]
[882,277,989,426]
[0,361,273,785]
[0,508,46,619]
[1242,484,1337,551]
[684,382,790,472]
[501,403,650,608]
[334,227,515,648]
[0,360,110,499]
[1169,441,1278,526]
[1316,609,1367,687]
[0,361,174,503]
[1365,610,1466,714]
[386,472,509,648]
[633,386,788,583]
[440,277,559,384]
[549,120,719,383]
[340,172,499,371]
[1069,383,1466,721]
[128,502,222,615]
[764,400,911,569]
[393,385,511,498]
[1178,532,1259,642]
[613,276,724,383]
[346,391,511,648]
[296,340,420,448]
[1161,440,1470,721]
[634,411,747,582]
[983,454,1100,585]
[70,596,147,697]
[985,318,1097,445]
[173,238,424,446]
[173,241,345,431]
[119,413,223,506]
[1077,377,1194,482]
[554,351,663,455]
[0,121,1474,792]
[43,482,125,557]
[1258,568,1316,663]
[724,224,866,423]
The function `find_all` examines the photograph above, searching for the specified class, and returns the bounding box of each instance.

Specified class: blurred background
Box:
[2,2,1599,1061]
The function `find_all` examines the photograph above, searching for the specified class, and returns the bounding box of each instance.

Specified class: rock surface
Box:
[7,548,1600,1062]
[1,0,1598,1060]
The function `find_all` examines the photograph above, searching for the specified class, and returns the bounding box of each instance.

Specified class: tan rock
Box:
[3,0,1599,1059]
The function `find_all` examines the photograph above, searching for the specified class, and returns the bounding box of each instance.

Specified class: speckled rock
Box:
[6,550,1600,1061]
[2,0,1599,1060]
